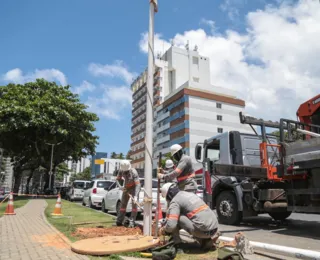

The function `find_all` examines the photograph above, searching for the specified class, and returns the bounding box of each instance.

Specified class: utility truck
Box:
[195,94,320,225]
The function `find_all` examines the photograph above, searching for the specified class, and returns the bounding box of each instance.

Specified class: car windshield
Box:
[97,181,112,189]
[140,179,158,189]
[73,182,85,189]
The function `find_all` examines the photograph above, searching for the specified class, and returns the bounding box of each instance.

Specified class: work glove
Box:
[157,167,163,174]
[158,173,164,180]
[158,226,166,236]
[119,187,127,193]
[133,196,138,203]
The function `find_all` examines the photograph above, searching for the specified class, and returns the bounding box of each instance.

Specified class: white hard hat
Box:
[161,182,174,199]
[170,144,182,156]
[120,160,131,171]
[165,159,174,169]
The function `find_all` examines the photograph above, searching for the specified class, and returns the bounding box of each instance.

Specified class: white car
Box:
[196,185,204,200]
[66,180,91,201]
[82,179,114,208]
[101,178,167,215]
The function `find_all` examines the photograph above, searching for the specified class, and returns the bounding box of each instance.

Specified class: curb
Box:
[41,200,73,246]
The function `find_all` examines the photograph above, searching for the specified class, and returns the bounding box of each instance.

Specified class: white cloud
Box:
[220,0,240,21]
[2,68,67,85]
[85,85,132,120]
[139,0,320,121]
[73,80,96,95]
[88,61,137,85]
[139,32,171,56]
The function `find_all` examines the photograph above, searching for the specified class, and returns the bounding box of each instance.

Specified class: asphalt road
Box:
[218,213,320,252]
[76,202,319,257]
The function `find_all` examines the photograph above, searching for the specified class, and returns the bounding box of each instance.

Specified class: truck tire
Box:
[216,191,242,225]
[268,212,291,221]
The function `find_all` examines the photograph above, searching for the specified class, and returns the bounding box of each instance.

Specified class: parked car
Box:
[66,180,91,201]
[82,179,114,208]
[196,185,204,200]
[101,178,167,215]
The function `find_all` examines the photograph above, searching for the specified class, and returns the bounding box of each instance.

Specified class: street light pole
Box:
[46,142,62,190]
[143,0,158,236]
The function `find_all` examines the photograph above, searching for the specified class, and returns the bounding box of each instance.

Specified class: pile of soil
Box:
[72,226,143,239]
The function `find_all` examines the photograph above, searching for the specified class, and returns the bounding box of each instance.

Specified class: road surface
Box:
[218,213,320,251]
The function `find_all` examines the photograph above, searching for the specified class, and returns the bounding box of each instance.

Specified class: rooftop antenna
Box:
[185,40,189,51]
[194,45,198,52]
[171,39,175,46]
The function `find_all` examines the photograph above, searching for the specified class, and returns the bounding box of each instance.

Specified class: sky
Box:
[1,0,320,155]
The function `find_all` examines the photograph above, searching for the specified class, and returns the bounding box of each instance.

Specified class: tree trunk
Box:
[13,170,22,194]
[25,170,34,194]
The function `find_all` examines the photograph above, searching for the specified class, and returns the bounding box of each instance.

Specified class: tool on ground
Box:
[4,192,16,215]
[155,152,162,238]
[51,193,63,216]
[128,193,144,210]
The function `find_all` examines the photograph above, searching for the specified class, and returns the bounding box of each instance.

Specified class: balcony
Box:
[155,135,170,146]
[156,123,170,134]
[156,111,170,123]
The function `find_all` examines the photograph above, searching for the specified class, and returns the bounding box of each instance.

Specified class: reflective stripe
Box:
[135,181,140,185]
[187,204,208,218]
[132,208,138,212]
[125,182,135,188]
[177,173,195,181]
[120,208,126,212]
[166,214,179,220]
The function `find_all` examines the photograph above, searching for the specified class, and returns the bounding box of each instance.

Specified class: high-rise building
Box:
[91,152,108,178]
[129,45,252,172]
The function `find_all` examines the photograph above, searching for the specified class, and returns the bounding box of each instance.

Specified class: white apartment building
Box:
[96,158,127,180]
[65,157,91,183]
[130,45,253,172]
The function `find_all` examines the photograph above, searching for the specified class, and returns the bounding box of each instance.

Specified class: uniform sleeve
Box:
[116,170,123,180]
[164,201,180,233]
[164,158,187,181]
[133,170,141,197]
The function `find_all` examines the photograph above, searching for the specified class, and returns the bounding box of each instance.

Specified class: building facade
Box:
[130,45,252,172]
[91,152,108,178]
[95,158,128,180]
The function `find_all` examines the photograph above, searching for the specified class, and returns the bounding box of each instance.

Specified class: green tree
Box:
[79,167,92,180]
[111,152,117,159]
[55,162,69,182]
[0,79,99,192]
[126,150,131,160]
[118,153,124,159]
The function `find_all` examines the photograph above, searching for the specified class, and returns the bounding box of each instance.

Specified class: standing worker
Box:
[159,182,219,250]
[158,144,197,193]
[115,160,141,228]
[164,159,177,183]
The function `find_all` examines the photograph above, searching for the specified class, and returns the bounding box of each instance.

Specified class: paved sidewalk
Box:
[0,200,88,260]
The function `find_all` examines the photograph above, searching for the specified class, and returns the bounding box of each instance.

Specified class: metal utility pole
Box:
[46,142,62,190]
[143,0,158,236]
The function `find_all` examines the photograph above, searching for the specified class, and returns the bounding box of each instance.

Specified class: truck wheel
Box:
[269,212,291,221]
[216,191,242,225]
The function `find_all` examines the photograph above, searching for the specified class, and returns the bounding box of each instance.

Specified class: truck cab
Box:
[195,130,288,225]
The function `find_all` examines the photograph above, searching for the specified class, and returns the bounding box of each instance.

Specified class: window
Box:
[193,77,199,83]
[192,56,199,65]
[217,115,223,121]
[97,181,113,189]
[216,103,222,109]
[218,128,223,133]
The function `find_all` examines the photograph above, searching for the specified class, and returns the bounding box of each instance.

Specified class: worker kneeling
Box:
[159,182,219,250]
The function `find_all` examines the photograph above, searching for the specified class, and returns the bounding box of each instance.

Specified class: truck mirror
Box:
[195,145,202,160]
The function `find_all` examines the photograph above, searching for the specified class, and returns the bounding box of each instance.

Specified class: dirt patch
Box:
[72,226,143,239]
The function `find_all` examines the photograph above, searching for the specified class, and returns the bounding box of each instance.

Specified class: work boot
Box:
[201,238,215,250]
[128,218,136,228]
[115,221,123,227]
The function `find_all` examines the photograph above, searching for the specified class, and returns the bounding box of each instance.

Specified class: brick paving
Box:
[0,200,88,260]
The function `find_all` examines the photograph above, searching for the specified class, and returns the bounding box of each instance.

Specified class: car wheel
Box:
[89,198,95,209]
[82,199,86,206]
[116,201,121,215]
[101,200,108,213]
[216,190,242,225]
[269,211,292,221]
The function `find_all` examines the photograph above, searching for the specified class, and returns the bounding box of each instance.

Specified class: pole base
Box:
[51,213,63,216]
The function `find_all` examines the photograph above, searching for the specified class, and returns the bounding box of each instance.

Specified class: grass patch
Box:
[0,197,29,217]
[45,199,115,242]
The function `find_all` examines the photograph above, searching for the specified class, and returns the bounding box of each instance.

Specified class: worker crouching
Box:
[158,144,197,193]
[159,182,219,250]
[116,160,141,228]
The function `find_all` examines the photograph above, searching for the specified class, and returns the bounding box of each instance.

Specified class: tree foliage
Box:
[0,79,99,192]
[110,152,117,159]
[70,167,92,182]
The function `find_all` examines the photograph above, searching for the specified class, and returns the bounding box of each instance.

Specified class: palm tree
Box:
[111,152,117,159]
[118,153,124,159]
